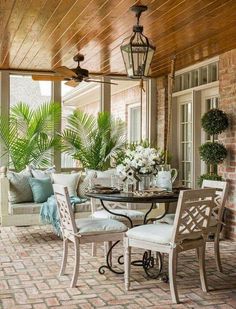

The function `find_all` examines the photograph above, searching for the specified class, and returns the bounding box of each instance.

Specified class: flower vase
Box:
[138,174,152,191]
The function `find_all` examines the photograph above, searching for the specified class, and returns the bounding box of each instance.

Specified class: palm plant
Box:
[0,102,61,172]
[61,110,126,170]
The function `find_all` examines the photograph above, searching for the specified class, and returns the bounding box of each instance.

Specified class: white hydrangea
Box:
[116,144,163,175]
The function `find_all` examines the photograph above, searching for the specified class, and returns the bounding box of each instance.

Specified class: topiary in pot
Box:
[198,108,229,186]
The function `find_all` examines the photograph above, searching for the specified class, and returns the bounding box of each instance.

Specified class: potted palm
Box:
[0,102,61,172]
[61,110,126,171]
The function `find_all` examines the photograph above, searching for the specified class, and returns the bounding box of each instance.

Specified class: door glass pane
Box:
[180,102,192,187]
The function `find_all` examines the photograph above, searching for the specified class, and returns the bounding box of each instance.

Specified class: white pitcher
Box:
[155,164,178,191]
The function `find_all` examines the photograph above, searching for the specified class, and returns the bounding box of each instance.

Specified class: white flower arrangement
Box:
[116,145,164,176]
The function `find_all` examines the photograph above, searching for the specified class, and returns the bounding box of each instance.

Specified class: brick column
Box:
[219,49,236,240]
[156,76,168,150]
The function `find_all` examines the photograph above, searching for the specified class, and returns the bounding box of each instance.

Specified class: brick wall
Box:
[218,49,236,240]
[111,85,147,138]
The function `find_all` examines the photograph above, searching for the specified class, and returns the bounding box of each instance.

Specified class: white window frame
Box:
[127,102,141,143]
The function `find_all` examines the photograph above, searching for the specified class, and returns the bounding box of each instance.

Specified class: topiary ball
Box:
[201,108,229,135]
[199,142,227,164]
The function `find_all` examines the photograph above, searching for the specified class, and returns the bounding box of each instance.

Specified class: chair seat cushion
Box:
[126,223,173,244]
[76,218,127,235]
[91,209,145,221]
[156,213,217,227]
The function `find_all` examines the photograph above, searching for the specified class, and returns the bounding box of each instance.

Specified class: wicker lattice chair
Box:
[53,184,127,287]
[124,188,216,303]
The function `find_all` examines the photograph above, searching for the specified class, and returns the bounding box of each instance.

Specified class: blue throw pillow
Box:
[28,177,54,203]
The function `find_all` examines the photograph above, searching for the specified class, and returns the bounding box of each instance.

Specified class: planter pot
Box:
[138,174,152,191]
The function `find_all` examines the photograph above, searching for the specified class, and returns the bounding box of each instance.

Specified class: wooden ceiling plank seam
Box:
[19,0,78,68]
[147,0,236,68]
[151,19,236,75]
[0,0,47,67]
[51,0,171,69]
[30,0,109,69]
[23,0,83,68]
[12,0,63,68]
[152,25,236,76]
[9,0,54,68]
[0,0,33,65]
[0,0,16,43]
[49,0,136,69]
[82,0,227,71]
[77,0,218,72]
[32,0,127,70]
[79,0,205,70]
[48,0,185,69]
[82,0,233,74]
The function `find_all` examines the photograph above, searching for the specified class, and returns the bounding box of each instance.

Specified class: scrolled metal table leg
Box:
[142,250,163,279]
[99,240,124,275]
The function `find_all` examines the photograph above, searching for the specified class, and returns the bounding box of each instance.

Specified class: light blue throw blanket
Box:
[40,195,87,236]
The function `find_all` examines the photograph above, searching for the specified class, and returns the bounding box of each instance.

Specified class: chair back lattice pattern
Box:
[53,184,77,240]
[202,180,229,223]
[172,188,216,244]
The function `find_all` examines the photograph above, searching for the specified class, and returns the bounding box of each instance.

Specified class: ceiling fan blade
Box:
[54,66,77,78]
[89,72,126,77]
[32,75,65,81]
[64,80,80,87]
[85,79,117,85]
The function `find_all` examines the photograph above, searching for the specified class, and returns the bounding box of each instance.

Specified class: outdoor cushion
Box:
[28,177,54,203]
[77,173,95,198]
[10,202,42,215]
[92,209,145,221]
[10,200,92,215]
[126,223,173,244]
[7,169,33,203]
[29,166,55,179]
[75,218,127,235]
[52,173,80,196]
[156,213,217,227]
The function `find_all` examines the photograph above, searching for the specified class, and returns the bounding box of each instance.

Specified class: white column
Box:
[51,81,62,171]
[0,71,10,167]
[100,77,111,113]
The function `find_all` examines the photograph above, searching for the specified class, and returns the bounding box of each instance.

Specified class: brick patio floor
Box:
[0,226,236,309]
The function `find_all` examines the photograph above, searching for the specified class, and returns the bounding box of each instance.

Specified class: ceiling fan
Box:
[32,54,117,87]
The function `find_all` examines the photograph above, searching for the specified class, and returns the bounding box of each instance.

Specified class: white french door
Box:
[172,86,219,188]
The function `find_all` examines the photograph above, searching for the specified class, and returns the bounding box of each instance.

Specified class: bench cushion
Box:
[10,201,92,215]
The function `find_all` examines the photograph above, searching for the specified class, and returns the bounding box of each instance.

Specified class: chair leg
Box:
[214,233,223,273]
[197,244,208,293]
[168,249,179,304]
[124,237,131,291]
[59,238,68,276]
[71,238,80,288]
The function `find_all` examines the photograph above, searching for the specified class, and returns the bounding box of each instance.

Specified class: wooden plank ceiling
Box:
[0,0,236,77]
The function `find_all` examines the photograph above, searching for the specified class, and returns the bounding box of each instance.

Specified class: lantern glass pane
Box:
[144,47,155,76]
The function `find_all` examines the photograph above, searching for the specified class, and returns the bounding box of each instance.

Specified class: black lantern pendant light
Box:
[120,5,155,78]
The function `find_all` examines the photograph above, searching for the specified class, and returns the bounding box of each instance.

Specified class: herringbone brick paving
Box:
[0,226,236,308]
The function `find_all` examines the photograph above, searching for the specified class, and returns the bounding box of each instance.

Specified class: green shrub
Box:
[199,142,227,164]
[197,173,223,187]
[201,108,229,135]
